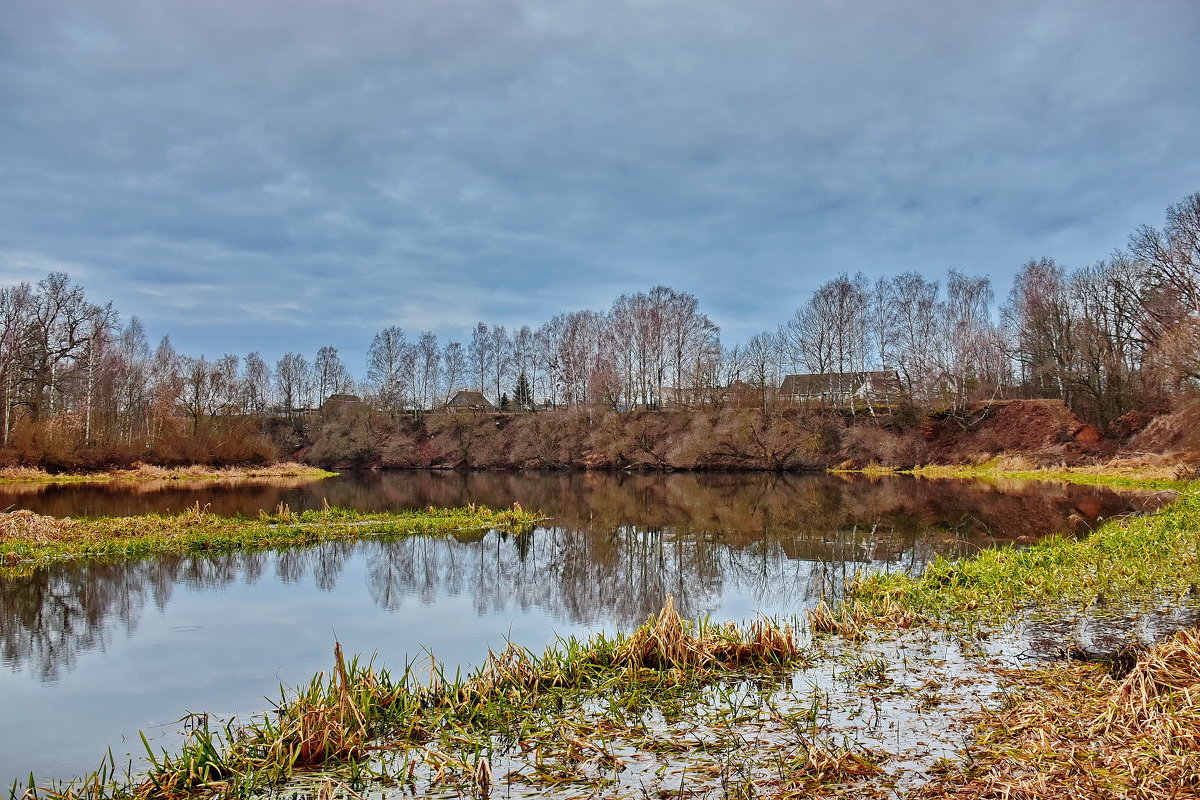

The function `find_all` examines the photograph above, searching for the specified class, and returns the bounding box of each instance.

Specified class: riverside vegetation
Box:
[0,464,335,485]
[0,503,541,573]
[5,468,1200,799]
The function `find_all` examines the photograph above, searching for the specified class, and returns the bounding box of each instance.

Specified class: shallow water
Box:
[0,471,1159,786]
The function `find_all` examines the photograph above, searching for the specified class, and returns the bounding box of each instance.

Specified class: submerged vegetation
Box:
[0,503,539,571]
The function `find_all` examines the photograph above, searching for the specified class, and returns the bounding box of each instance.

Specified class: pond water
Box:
[0,471,1161,787]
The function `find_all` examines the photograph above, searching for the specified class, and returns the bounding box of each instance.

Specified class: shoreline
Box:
[0,462,337,485]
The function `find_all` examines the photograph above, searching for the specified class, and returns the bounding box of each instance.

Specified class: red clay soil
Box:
[922,399,1109,464]
[1125,401,1200,461]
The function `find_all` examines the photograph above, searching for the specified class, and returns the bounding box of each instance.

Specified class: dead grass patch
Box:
[916,627,1200,799]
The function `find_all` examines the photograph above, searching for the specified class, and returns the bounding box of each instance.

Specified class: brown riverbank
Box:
[307,398,1193,471]
[3,399,1196,475]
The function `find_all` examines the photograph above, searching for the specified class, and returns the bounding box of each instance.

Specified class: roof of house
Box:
[446,390,495,410]
[780,370,901,396]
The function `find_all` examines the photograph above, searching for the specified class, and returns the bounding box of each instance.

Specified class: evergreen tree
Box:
[514,371,533,409]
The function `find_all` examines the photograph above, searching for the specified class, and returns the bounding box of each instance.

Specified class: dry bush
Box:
[838,423,923,468]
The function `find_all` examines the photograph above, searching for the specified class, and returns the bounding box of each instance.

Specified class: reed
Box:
[0,463,336,485]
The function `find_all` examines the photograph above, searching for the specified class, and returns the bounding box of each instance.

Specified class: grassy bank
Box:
[0,503,540,571]
[0,463,336,485]
[818,474,1197,631]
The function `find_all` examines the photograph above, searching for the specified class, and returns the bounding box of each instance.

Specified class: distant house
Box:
[321,393,362,411]
[444,390,496,413]
[779,370,902,406]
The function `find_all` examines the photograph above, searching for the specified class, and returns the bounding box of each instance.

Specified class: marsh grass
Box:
[0,463,335,485]
[13,598,829,800]
[836,484,1200,628]
[915,626,1200,799]
[0,503,542,571]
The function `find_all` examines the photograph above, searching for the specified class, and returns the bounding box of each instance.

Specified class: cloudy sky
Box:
[2,0,1198,368]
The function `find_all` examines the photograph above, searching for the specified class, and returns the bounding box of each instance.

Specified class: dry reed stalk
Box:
[0,466,52,480]
[915,626,1200,799]
[781,737,884,792]
[807,599,914,639]
[613,596,800,670]
[0,509,74,544]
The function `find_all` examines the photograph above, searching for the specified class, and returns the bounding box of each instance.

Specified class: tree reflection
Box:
[0,473,1159,680]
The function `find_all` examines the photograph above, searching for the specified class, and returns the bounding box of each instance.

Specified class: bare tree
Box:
[1005,258,1075,402]
[242,352,270,415]
[12,272,116,423]
[939,270,994,409]
[414,332,441,411]
[488,324,511,406]
[889,271,940,403]
[367,326,412,418]
[275,352,313,418]
[314,345,353,406]
[440,341,465,404]
[742,331,782,410]
[468,323,490,396]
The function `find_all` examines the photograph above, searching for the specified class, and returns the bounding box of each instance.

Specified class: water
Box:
[0,471,1159,786]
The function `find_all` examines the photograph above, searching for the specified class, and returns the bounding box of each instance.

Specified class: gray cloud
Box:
[1,0,1198,366]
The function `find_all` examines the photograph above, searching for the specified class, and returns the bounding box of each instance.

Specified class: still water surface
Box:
[0,471,1159,785]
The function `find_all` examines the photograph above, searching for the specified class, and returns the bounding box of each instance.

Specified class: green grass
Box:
[904,462,1189,491]
[840,480,1199,628]
[0,503,542,572]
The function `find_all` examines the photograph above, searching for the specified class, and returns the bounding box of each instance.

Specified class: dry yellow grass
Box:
[612,594,801,670]
[0,462,335,485]
[917,627,1200,799]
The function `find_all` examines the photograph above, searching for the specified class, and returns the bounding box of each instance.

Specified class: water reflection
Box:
[0,473,1158,681]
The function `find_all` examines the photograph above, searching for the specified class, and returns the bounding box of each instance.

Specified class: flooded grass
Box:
[915,627,1200,799]
[7,470,1200,798]
[0,463,336,485]
[0,503,541,572]
[845,483,1200,629]
[11,599,845,800]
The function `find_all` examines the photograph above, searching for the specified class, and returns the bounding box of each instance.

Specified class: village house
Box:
[778,370,902,407]
[444,390,496,413]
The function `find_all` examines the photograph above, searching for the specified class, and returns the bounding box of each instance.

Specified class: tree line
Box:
[0,190,1195,465]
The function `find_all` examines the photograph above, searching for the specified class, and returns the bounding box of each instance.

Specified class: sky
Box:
[1,0,1198,369]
